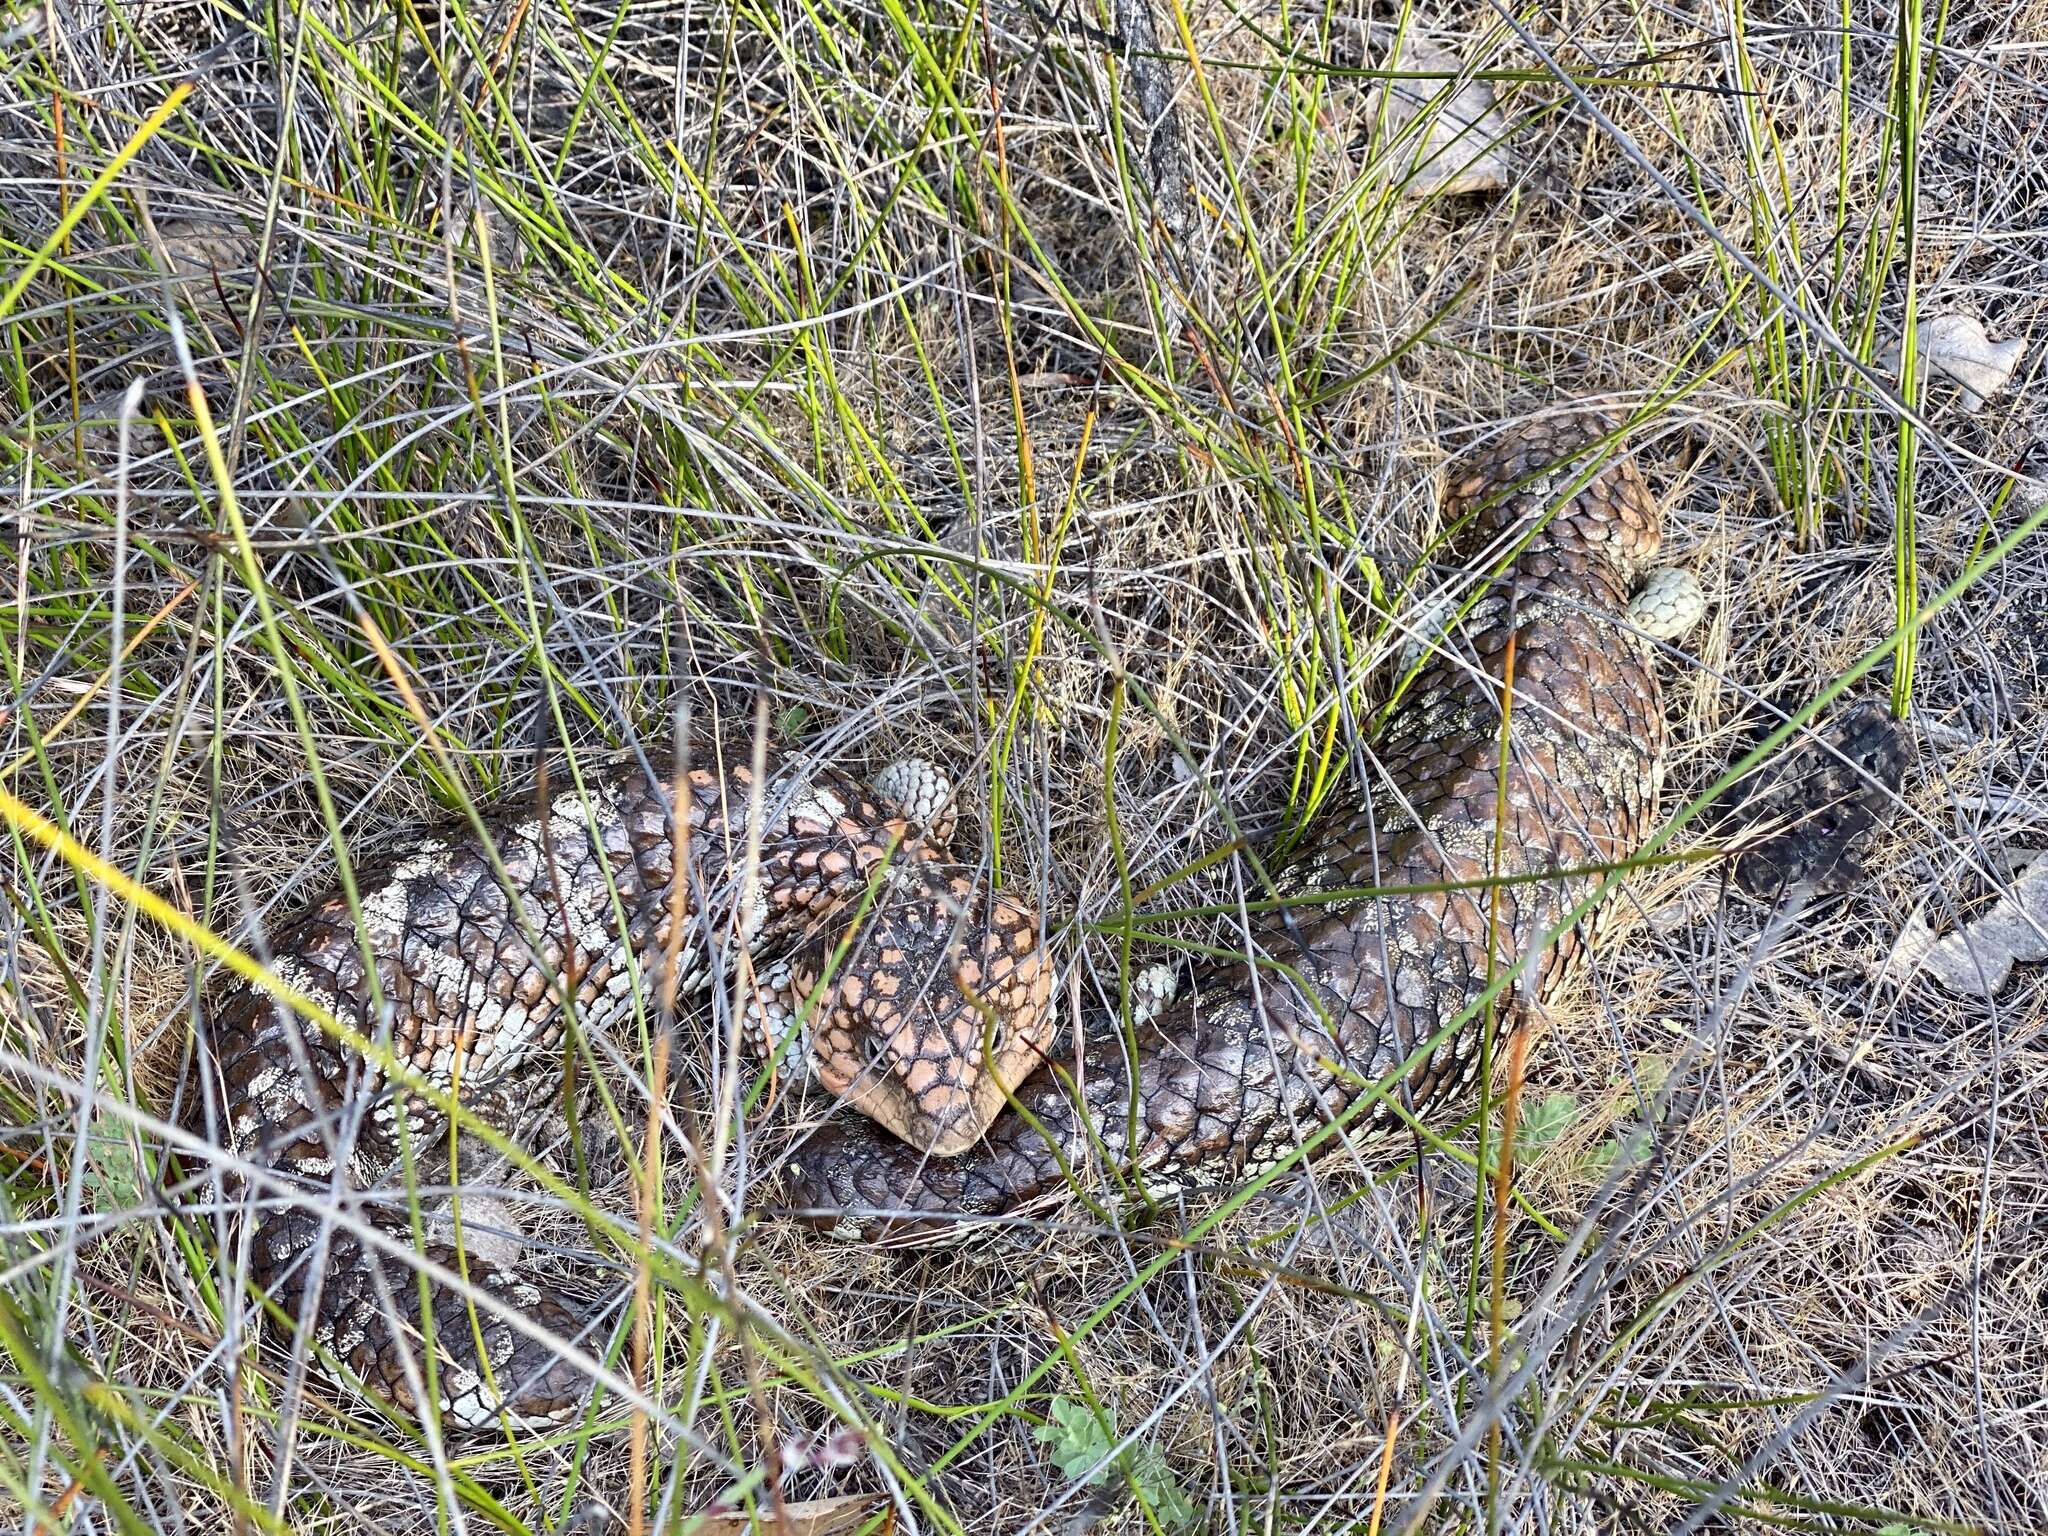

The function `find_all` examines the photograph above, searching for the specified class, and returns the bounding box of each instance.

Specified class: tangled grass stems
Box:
[2,0,2045,1529]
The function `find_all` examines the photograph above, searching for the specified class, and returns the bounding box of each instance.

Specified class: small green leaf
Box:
[1585,1125,1652,1176]
[1033,1397,1113,1482]
[1623,1053,1671,1097]
[82,1122,141,1211]
[1133,1448,1197,1528]
[777,705,811,738]
[1033,1396,1198,1531]
[1515,1093,1578,1159]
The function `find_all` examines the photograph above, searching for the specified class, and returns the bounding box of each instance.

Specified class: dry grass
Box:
[1,0,2045,1530]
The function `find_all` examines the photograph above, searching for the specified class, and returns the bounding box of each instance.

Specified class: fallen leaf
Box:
[687,1492,888,1535]
[1884,313,2027,413]
[1356,33,1514,198]
[1883,854,2048,995]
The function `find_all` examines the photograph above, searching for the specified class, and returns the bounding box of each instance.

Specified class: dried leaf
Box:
[1358,35,1514,198]
[688,1493,888,1535]
[1883,855,2048,995]
[1885,313,2028,413]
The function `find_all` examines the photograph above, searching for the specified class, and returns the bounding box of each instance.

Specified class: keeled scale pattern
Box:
[782,415,1671,1232]
[185,746,1047,1427]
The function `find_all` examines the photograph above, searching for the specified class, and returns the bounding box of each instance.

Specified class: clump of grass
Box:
[1,0,2044,1530]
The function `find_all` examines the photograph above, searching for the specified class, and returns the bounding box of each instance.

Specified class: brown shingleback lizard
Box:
[783,413,1692,1234]
[185,412,1696,1429]
[184,748,1052,1429]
